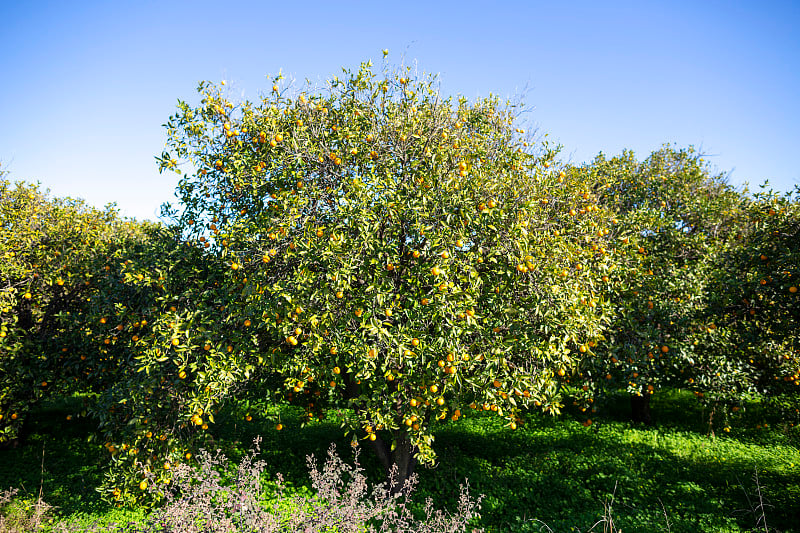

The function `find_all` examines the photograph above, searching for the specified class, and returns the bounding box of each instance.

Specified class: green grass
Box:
[1,390,798,532]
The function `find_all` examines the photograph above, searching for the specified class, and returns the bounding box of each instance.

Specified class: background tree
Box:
[568,147,746,424]
[695,186,800,428]
[0,178,152,445]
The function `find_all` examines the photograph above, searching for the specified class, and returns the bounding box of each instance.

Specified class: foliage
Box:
[697,186,800,423]
[564,147,751,423]
[155,57,617,484]
[0,179,153,444]
[2,391,799,532]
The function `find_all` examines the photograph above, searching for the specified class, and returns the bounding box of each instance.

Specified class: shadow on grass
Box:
[1,393,798,533]
[425,415,799,532]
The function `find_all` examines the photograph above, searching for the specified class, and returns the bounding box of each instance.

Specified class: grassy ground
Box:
[1,390,798,532]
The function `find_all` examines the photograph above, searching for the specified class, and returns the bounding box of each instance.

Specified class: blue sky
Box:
[2,0,798,221]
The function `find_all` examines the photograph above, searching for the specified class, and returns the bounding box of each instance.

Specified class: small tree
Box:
[157,58,617,485]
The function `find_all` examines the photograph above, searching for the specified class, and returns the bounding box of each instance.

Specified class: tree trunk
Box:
[341,370,416,492]
[630,393,652,425]
[367,430,417,494]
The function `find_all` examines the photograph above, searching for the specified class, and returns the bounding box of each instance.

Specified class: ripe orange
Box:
[790,286,798,293]
[275,423,283,431]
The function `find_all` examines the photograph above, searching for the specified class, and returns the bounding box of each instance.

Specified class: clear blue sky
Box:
[2,0,798,221]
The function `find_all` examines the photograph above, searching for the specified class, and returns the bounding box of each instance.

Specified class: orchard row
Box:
[1,59,798,505]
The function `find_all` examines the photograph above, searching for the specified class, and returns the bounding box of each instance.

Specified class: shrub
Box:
[62,437,482,532]
[0,487,59,533]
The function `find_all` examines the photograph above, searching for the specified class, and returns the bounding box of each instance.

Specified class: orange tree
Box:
[697,186,800,426]
[0,176,239,503]
[0,178,152,444]
[566,147,746,423]
[0,176,219,503]
[74,224,239,505]
[152,58,619,486]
